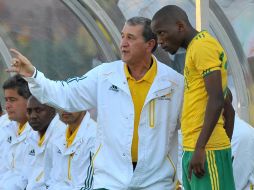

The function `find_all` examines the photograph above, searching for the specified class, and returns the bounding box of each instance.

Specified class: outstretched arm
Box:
[188,70,224,179]
[6,49,98,112]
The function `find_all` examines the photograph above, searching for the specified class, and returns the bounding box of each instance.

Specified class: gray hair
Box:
[126,17,157,52]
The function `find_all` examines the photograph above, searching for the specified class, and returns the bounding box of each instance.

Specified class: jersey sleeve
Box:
[192,40,224,77]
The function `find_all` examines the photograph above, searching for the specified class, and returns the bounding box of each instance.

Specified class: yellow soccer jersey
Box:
[181,31,230,151]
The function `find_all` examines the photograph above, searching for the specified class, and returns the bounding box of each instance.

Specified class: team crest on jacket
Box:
[109,85,119,92]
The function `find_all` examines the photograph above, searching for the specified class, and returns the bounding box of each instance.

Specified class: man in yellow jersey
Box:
[151,5,235,190]
[7,16,184,189]
[44,110,96,190]
[24,95,66,190]
[0,74,32,189]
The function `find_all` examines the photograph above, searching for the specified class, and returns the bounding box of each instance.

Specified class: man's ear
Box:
[176,20,186,32]
[146,39,156,52]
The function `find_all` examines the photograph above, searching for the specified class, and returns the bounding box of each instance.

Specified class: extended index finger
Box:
[10,48,22,58]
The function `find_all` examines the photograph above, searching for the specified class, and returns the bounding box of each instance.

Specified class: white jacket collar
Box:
[27,114,60,153]
[4,121,31,144]
[104,56,177,104]
[54,112,92,155]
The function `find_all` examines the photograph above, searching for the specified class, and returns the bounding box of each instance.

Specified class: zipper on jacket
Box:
[92,144,102,168]
[68,153,74,180]
[36,171,44,182]
[149,99,155,128]
[167,155,176,182]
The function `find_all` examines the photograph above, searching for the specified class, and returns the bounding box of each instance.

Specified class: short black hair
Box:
[126,16,157,52]
[3,74,31,99]
[152,5,191,26]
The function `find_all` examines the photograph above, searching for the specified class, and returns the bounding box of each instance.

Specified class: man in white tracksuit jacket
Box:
[44,111,96,190]
[0,121,31,189]
[24,96,66,190]
[9,17,184,189]
[0,74,32,189]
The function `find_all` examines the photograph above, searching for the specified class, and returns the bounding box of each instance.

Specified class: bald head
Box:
[152,5,190,26]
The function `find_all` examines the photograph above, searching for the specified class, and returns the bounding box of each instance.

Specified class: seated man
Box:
[24,95,66,190]
[44,110,96,190]
[0,74,32,189]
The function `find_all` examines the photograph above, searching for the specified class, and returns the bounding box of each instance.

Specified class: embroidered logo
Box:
[57,149,62,154]
[29,149,35,156]
[109,85,119,92]
[7,136,12,143]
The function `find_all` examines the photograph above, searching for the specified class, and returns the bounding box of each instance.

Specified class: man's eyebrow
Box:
[121,32,136,37]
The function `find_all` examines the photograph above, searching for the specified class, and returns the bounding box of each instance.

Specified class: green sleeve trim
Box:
[202,66,221,77]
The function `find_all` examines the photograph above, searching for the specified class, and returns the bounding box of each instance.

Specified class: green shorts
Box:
[182,148,235,190]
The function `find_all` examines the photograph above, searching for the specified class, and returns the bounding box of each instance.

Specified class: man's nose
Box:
[29,111,37,119]
[120,38,128,47]
[5,101,12,110]
[157,37,163,45]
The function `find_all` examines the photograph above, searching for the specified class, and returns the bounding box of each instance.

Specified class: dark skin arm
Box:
[223,92,235,141]
[188,70,224,179]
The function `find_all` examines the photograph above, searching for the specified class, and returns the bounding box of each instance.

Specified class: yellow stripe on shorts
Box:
[207,151,219,190]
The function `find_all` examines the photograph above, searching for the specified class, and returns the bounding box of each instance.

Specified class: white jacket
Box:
[231,115,254,190]
[0,121,31,190]
[24,115,66,190]
[0,114,11,129]
[0,114,11,149]
[44,112,96,190]
[26,57,184,189]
